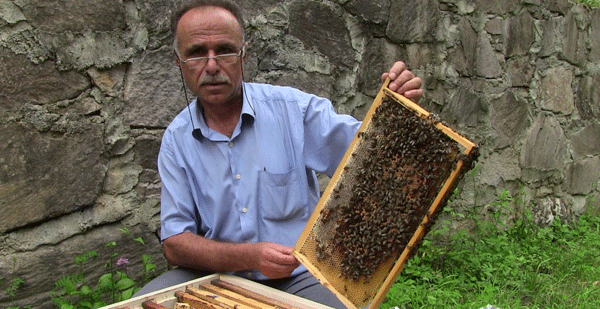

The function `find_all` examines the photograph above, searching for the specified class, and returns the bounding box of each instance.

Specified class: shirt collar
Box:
[191,82,255,141]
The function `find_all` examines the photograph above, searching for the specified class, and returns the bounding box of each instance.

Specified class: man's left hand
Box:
[381,61,423,102]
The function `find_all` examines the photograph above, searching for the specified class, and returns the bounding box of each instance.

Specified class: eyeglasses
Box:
[178,47,244,70]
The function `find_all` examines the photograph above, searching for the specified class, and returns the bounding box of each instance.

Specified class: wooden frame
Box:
[100,274,334,309]
[294,79,478,308]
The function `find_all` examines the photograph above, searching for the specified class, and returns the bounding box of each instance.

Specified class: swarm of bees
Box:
[314,96,476,283]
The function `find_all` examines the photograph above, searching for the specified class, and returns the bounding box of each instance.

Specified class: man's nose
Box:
[204,53,220,74]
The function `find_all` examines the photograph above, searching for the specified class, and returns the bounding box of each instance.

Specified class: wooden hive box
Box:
[101,274,333,309]
[293,79,479,308]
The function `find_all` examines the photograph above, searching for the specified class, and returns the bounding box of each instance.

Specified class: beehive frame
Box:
[100,274,333,309]
[294,79,478,309]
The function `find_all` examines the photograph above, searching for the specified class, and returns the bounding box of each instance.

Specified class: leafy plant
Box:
[573,0,600,9]
[381,191,600,309]
[1,258,32,309]
[51,228,157,309]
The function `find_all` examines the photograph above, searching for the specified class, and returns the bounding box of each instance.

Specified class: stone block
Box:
[576,73,600,120]
[387,0,439,43]
[443,86,487,128]
[0,47,90,108]
[506,12,535,57]
[572,122,600,160]
[475,32,502,78]
[455,18,477,76]
[560,10,587,65]
[123,46,184,128]
[566,157,600,195]
[520,114,567,171]
[539,16,563,57]
[590,9,600,63]
[532,196,570,226]
[479,148,522,186]
[87,65,127,97]
[289,0,353,67]
[53,28,147,70]
[15,0,127,32]
[546,0,571,14]
[507,56,534,87]
[135,0,178,49]
[343,0,390,24]
[356,38,407,97]
[133,134,163,171]
[0,0,26,26]
[103,152,143,195]
[491,90,530,148]
[0,122,107,233]
[485,17,506,35]
[539,66,574,115]
[475,0,519,14]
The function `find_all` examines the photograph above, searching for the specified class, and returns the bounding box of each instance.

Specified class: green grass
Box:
[381,209,600,308]
[574,0,600,8]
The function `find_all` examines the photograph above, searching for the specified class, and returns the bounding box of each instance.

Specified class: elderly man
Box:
[136,0,423,307]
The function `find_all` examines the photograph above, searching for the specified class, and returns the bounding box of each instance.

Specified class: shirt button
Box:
[242,207,248,213]
[229,142,234,147]
[236,174,241,180]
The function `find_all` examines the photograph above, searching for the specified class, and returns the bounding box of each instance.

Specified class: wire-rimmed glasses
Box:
[177,46,244,70]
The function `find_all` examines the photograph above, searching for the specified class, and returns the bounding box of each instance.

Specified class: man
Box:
[136,0,423,307]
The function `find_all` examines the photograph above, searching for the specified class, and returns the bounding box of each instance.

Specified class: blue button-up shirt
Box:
[158,82,361,279]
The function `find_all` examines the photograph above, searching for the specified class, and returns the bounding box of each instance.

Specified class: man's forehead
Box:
[176,6,243,41]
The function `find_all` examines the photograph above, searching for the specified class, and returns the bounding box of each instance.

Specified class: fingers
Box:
[382,61,423,102]
[265,245,299,266]
[381,61,407,82]
[256,243,300,279]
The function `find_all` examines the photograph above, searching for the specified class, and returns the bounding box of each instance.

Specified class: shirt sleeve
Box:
[158,131,200,241]
[302,95,361,177]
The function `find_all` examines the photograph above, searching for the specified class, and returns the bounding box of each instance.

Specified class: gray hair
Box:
[171,0,245,45]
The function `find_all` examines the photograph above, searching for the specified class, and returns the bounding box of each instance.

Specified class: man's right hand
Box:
[163,233,300,279]
[252,242,301,279]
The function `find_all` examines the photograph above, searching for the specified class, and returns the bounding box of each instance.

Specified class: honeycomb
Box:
[294,83,478,308]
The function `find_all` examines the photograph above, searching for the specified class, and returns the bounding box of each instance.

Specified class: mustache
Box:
[199,74,231,86]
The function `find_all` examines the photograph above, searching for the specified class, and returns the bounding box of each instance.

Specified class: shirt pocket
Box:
[258,167,307,220]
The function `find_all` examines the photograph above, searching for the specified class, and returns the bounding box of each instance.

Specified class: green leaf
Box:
[79,285,92,296]
[116,278,136,291]
[104,241,117,248]
[145,263,157,273]
[97,273,113,289]
[121,287,135,300]
[119,227,130,235]
[116,270,128,280]
[142,254,153,264]
[134,237,145,245]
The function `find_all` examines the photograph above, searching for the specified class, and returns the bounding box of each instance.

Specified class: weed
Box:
[382,194,600,308]
[573,0,600,9]
[1,258,32,309]
[51,228,157,309]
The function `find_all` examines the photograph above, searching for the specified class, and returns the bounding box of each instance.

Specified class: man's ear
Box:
[242,42,248,61]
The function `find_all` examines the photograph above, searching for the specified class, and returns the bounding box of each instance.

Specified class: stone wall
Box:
[1,0,599,307]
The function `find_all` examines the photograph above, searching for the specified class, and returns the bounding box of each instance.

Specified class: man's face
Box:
[175,6,245,107]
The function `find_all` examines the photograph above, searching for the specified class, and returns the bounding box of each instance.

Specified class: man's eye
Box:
[187,48,207,57]
[217,48,235,55]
